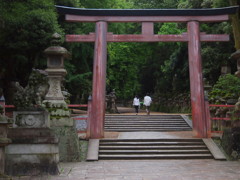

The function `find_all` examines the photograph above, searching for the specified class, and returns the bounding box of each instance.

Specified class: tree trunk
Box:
[229,0,240,50]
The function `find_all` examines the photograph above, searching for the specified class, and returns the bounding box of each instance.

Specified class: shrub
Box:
[209,74,240,104]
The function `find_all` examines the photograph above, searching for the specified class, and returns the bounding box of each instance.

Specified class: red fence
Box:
[69,104,88,121]
[3,103,238,138]
[209,104,236,135]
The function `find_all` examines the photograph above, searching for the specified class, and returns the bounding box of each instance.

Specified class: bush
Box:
[209,74,240,104]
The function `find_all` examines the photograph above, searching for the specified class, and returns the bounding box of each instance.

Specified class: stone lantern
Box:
[203,78,211,101]
[43,33,72,127]
[231,50,240,111]
[221,65,231,75]
[44,33,68,102]
[231,50,240,78]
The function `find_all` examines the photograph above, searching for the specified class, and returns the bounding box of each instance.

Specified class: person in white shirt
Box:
[143,93,152,115]
[133,95,140,115]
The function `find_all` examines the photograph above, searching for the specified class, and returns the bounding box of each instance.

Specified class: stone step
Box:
[99,149,211,154]
[104,127,191,130]
[98,138,214,160]
[98,154,213,160]
[104,129,192,132]
[106,115,182,118]
[99,145,208,150]
[104,126,191,128]
[105,117,185,119]
[105,119,186,121]
[105,121,188,124]
[105,124,190,127]
[100,142,205,146]
[100,139,203,142]
[104,115,191,132]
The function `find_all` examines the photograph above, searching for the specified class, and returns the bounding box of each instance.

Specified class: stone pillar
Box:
[0,116,11,177]
[203,79,212,137]
[43,33,72,127]
[86,95,92,139]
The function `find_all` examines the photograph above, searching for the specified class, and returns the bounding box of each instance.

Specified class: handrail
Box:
[3,104,88,108]
[68,104,88,107]
[73,117,87,120]
[209,104,237,136]
[209,104,235,107]
[211,117,231,121]
[3,105,15,108]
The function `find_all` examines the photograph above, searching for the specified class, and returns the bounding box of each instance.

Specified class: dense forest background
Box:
[0,0,239,112]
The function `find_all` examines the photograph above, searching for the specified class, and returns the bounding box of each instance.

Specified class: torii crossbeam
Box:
[56,5,239,138]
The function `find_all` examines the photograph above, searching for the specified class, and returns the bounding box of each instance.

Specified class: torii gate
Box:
[56,5,239,138]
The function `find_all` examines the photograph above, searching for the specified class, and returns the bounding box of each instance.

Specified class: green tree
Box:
[0,0,62,103]
[107,42,150,99]
[133,0,178,9]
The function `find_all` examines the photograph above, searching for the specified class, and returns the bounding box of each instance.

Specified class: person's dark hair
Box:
[135,95,138,98]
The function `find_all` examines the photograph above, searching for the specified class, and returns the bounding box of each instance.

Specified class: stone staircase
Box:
[86,115,226,161]
[104,115,192,132]
[98,139,213,160]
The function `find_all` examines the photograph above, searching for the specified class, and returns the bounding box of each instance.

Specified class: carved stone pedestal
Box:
[5,111,59,176]
[13,111,49,128]
[5,128,59,176]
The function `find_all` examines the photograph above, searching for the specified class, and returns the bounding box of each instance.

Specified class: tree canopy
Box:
[0,0,239,109]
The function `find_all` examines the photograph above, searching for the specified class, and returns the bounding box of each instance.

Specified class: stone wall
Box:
[5,128,59,176]
[152,93,191,113]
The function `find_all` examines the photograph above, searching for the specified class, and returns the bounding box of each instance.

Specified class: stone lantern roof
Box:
[44,33,70,58]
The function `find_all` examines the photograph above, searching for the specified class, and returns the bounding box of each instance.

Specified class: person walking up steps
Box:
[144,93,152,115]
[133,95,140,115]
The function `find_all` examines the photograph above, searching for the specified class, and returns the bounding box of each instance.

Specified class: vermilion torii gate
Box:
[56,5,239,138]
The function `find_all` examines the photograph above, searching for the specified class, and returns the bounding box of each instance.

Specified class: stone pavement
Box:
[12,159,240,180]
[9,113,240,180]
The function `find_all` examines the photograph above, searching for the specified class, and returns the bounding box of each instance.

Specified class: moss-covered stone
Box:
[51,126,80,162]
[79,140,88,161]
[0,138,11,145]
[221,127,240,160]
[0,173,12,179]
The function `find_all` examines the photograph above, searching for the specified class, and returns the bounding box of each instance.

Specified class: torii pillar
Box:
[91,21,108,138]
[188,21,207,137]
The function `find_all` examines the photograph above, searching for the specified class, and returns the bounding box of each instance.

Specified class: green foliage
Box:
[178,0,203,8]
[133,0,179,8]
[0,0,62,58]
[209,74,240,103]
[212,0,229,7]
[0,0,62,103]
[0,0,238,110]
[107,42,149,99]
[80,0,133,8]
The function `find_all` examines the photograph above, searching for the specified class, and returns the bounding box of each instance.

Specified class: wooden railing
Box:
[209,104,236,135]
[68,104,88,121]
